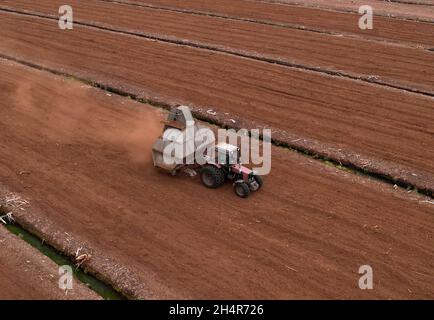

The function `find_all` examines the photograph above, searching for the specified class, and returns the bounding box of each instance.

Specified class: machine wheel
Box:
[254,175,263,189]
[200,165,226,188]
[234,182,251,198]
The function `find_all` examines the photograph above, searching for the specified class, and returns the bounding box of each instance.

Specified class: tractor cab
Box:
[215,143,240,165]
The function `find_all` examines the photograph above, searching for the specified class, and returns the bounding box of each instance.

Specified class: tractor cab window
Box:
[228,150,239,164]
[216,146,239,165]
[217,149,227,164]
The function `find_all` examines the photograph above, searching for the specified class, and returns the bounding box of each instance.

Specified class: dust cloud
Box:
[11,72,164,166]
[106,109,164,165]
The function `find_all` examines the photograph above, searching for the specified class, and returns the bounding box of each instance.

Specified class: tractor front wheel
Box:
[254,175,263,189]
[234,182,251,198]
[200,165,226,188]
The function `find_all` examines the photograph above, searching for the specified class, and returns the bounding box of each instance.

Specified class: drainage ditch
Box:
[0,207,126,300]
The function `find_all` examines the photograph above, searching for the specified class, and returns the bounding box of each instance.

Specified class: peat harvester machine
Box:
[152,106,263,198]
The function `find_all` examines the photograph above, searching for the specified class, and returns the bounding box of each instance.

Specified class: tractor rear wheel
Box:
[200,165,226,188]
[234,182,251,198]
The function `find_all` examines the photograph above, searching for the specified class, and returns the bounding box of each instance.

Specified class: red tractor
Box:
[152,106,263,198]
[200,143,263,198]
